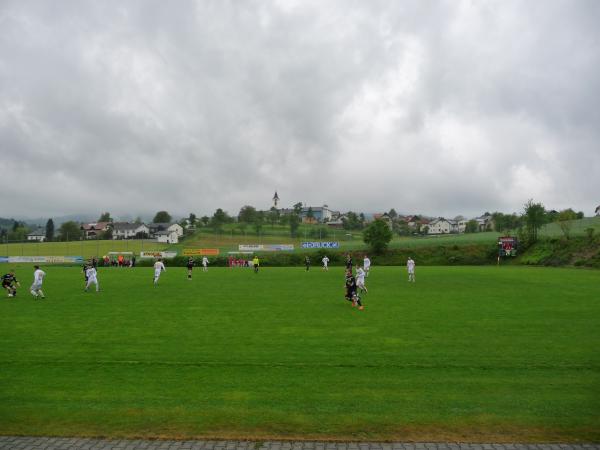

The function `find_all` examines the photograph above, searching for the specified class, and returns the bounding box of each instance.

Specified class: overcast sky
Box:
[1,0,599,220]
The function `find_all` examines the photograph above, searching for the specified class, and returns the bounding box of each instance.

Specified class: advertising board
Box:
[238,244,294,252]
[182,249,220,256]
[0,256,84,264]
[139,251,178,259]
[301,241,340,249]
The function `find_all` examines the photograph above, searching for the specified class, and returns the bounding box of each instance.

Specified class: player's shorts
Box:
[87,277,98,284]
[154,270,162,278]
[187,265,193,269]
[31,282,42,291]
[2,281,12,289]
[357,280,365,288]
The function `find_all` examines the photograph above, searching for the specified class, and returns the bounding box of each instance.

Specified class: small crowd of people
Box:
[101,255,136,267]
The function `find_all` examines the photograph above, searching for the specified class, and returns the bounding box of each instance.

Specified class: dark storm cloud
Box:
[1,0,599,219]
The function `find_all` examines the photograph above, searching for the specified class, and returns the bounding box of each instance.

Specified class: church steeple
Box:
[273,191,279,208]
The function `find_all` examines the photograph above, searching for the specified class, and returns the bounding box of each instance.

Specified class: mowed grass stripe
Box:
[0,266,599,440]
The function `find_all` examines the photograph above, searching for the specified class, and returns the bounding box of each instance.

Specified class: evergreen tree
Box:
[45,219,54,241]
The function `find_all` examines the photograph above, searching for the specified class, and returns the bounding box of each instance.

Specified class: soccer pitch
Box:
[1,266,598,442]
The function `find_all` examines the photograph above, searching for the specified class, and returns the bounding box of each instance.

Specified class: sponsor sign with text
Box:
[139,251,178,259]
[238,244,294,252]
[301,241,340,249]
[1,256,84,264]
[182,248,220,256]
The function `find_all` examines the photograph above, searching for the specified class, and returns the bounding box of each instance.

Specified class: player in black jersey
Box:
[304,256,311,271]
[187,257,194,279]
[344,269,363,310]
[82,262,90,287]
[345,254,353,270]
[2,271,20,297]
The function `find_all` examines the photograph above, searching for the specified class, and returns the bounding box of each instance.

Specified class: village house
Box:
[112,222,150,240]
[80,222,112,239]
[27,227,46,242]
[147,223,184,238]
[428,218,459,234]
[372,213,393,229]
[155,229,179,244]
[475,214,494,232]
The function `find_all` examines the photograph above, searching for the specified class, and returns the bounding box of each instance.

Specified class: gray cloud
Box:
[1,0,599,219]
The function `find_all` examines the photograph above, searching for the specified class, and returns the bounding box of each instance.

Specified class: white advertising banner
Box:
[2,256,84,264]
[238,244,294,252]
[139,251,178,259]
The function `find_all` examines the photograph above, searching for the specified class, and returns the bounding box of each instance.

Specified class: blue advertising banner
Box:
[301,241,340,249]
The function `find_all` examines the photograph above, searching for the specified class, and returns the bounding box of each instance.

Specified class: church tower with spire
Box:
[272,191,279,208]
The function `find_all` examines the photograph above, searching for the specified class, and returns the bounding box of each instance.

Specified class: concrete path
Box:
[0,438,598,450]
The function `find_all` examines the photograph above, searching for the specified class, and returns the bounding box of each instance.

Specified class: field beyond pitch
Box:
[0,266,598,442]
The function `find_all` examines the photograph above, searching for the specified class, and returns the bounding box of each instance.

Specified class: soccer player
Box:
[345,254,353,270]
[30,265,46,299]
[187,257,194,279]
[82,262,90,287]
[153,258,166,286]
[84,266,99,292]
[322,255,329,271]
[356,266,368,293]
[252,255,260,273]
[2,270,20,297]
[407,257,416,282]
[202,256,209,272]
[305,256,311,271]
[344,269,364,310]
[363,255,371,277]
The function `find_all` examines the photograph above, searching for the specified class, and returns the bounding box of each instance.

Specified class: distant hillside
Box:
[539,216,600,237]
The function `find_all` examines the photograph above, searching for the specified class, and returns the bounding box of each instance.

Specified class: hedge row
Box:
[518,236,600,268]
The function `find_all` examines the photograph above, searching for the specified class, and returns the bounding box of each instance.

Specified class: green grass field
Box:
[0,239,166,259]
[1,265,598,441]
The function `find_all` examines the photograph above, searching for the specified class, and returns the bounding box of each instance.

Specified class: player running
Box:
[30,265,46,299]
[2,270,20,297]
[344,269,363,310]
[305,256,311,271]
[82,262,90,287]
[187,257,194,279]
[153,258,166,286]
[202,256,209,272]
[356,266,367,293]
[363,255,371,277]
[345,254,353,271]
[407,257,416,282]
[322,255,329,271]
[84,266,99,292]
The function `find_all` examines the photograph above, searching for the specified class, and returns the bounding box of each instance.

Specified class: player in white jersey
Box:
[407,257,416,282]
[322,256,329,271]
[363,256,371,277]
[153,259,166,286]
[30,265,46,299]
[202,256,209,272]
[84,266,99,292]
[356,266,367,293]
